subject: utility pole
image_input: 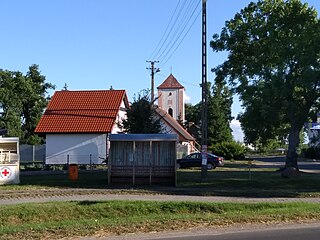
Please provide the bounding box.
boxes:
[201,0,208,181]
[146,60,160,104]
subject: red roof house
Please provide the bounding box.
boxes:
[35,90,129,165]
[35,90,129,134]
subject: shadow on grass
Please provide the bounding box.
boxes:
[19,170,108,189]
[16,169,320,198]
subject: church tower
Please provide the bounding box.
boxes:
[157,74,185,122]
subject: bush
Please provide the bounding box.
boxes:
[211,141,247,160]
[302,146,320,160]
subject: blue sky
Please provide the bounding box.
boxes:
[1,0,320,141]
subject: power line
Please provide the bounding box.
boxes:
[148,0,181,60]
[150,0,187,61]
[159,7,201,68]
[148,0,201,68]
[157,0,197,61]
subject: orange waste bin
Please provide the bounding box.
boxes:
[68,164,78,181]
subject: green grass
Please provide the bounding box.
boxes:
[1,170,108,190]
[177,169,320,197]
[0,161,320,238]
[1,160,320,197]
[1,200,320,239]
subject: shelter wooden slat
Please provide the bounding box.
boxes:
[108,134,177,186]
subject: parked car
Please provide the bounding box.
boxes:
[177,152,224,170]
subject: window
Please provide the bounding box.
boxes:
[168,108,173,117]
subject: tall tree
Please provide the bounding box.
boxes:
[0,65,55,144]
[185,81,233,145]
[121,90,161,134]
[210,0,320,174]
[208,80,233,145]
[185,102,201,142]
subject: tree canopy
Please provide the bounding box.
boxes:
[208,81,233,145]
[185,81,233,146]
[0,65,55,144]
[121,91,161,134]
[210,0,320,172]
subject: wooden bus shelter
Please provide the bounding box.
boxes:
[108,134,177,186]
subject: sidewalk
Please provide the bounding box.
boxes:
[1,192,320,205]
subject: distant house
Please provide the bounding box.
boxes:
[155,106,196,155]
[35,90,129,165]
[307,113,320,147]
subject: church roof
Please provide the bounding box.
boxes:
[155,106,194,142]
[157,74,184,89]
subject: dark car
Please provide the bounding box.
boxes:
[177,152,224,170]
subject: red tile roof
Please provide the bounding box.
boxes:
[35,90,128,134]
[155,106,194,142]
[157,74,184,89]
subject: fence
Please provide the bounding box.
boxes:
[19,144,107,170]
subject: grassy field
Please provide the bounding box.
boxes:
[1,160,320,197]
[1,200,320,239]
[1,160,320,239]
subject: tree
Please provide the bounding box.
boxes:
[185,81,233,145]
[121,90,161,134]
[185,103,201,125]
[208,80,233,145]
[210,0,320,174]
[0,65,55,144]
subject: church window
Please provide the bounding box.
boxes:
[168,108,173,117]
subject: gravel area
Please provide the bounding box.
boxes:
[1,189,320,205]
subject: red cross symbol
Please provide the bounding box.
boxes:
[1,168,11,178]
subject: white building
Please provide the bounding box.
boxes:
[35,90,129,165]
[156,74,197,155]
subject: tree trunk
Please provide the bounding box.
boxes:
[282,122,302,178]
[285,124,301,169]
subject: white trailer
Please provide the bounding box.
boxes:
[0,137,20,185]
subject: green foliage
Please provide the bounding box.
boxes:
[185,103,200,126]
[185,81,233,145]
[211,141,246,160]
[0,65,55,144]
[253,138,286,153]
[210,0,320,167]
[185,103,201,142]
[121,90,161,134]
[208,80,233,145]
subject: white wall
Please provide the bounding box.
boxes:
[158,119,192,154]
[158,88,185,121]
[46,134,107,164]
[112,99,127,133]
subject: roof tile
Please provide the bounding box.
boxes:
[35,90,128,133]
[157,74,184,89]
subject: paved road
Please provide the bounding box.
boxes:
[90,222,320,240]
[249,156,320,173]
